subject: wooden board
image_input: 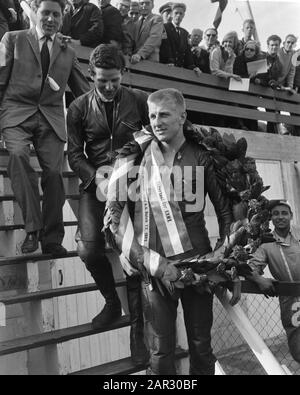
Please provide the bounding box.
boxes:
[0,316,130,356]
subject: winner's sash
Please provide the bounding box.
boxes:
[104,130,193,277]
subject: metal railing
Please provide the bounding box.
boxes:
[211,283,300,375]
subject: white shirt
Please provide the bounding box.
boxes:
[35,26,55,54]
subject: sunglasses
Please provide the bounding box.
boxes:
[245,48,255,52]
[206,34,216,37]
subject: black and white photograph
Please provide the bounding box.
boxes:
[0,0,300,378]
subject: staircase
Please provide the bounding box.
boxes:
[0,146,188,375]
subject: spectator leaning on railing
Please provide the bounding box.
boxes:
[61,0,104,47]
[189,28,210,74]
[247,200,300,364]
[200,27,219,54]
[277,34,297,91]
[210,31,241,81]
[254,34,283,89]
[130,0,164,64]
[159,2,201,75]
[233,40,263,131]
[98,0,123,47]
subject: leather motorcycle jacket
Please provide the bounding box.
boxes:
[67,86,149,190]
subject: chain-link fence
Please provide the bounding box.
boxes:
[212,294,300,375]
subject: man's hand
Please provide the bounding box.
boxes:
[161,262,181,282]
[8,8,17,23]
[231,74,242,82]
[193,67,202,76]
[131,54,142,64]
[249,72,257,79]
[282,86,297,95]
[255,277,277,298]
[72,39,81,46]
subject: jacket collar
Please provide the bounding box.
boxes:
[272,226,300,245]
[26,28,62,70]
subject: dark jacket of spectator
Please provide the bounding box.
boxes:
[233,41,264,79]
[0,0,24,37]
[294,64,300,92]
[160,23,195,69]
[62,1,103,47]
[101,3,123,45]
[0,7,9,40]
[255,52,283,87]
[191,46,210,73]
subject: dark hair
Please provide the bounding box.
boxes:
[32,0,66,12]
[284,34,297,43]
[267,35,282,45]
[88,44,126,76]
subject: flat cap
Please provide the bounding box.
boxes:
[159,2,173,14]
[171,2,187,12]
[268,199,292,212]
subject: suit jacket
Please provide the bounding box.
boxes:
[160,23,195,69]
[0,8,8,40]
[132,13,163,62]
[62,2,103,47]
[0,28,90,141]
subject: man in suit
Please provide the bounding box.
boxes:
[0,0,90,255]
[159,3,201,74]
[130,0,164,64]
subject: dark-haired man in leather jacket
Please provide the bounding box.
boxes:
[67,44,149,365]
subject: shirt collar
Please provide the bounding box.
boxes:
[36,26,56,42]
[94,87,122,104]
[272,228,298,246]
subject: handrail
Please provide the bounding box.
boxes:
[216,289,288,375]
[73,43,300,104]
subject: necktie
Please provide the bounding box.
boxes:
[41,37,51,85]
[138,17,145,35]
[176,27,181,41]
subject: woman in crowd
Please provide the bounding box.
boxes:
[233,40,263,79]
[233,40,263,131]
[210,31,241,80]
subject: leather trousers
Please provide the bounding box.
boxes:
[142,280,216,375]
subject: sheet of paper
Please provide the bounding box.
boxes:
[229,78,250,91]
[247,58,268,75]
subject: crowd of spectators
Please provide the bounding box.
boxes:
[1,0,300,130]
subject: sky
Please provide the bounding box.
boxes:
[110,0,300,51]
